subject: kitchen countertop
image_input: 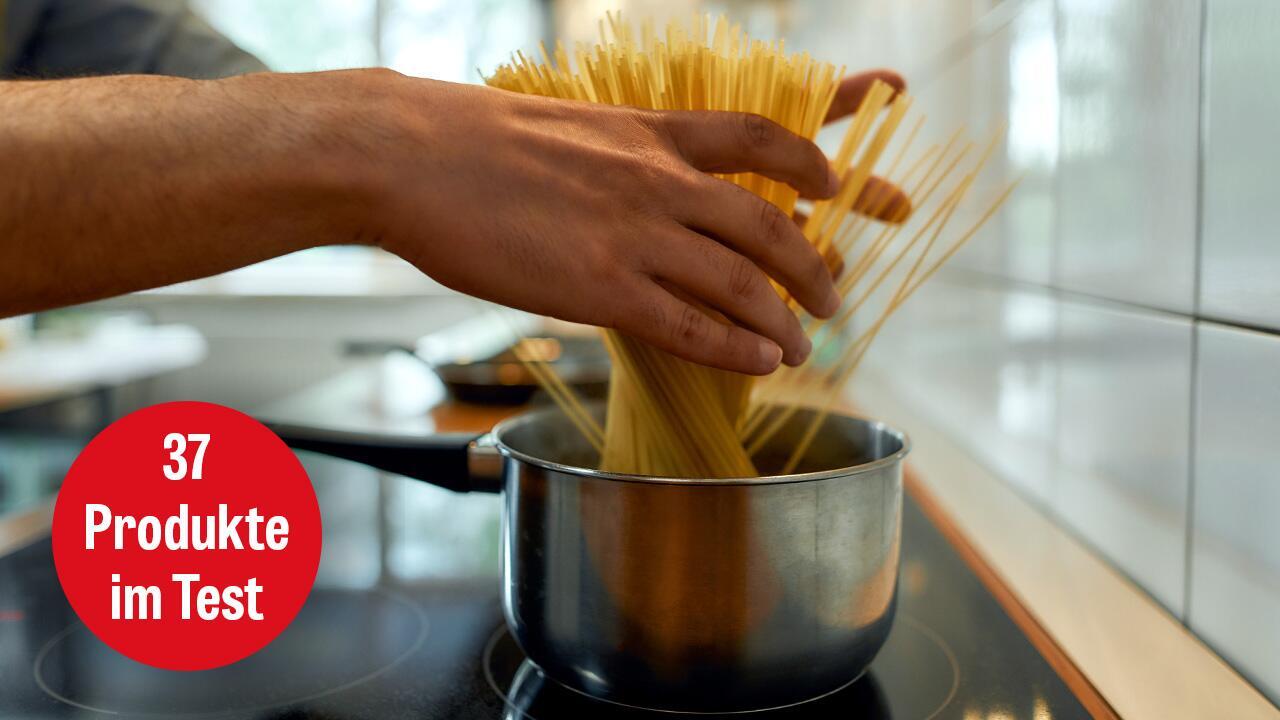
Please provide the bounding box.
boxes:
[0,356,1100,719]
[0,323,206,413]
[1,334,1275,718]
[851,366,1280,720]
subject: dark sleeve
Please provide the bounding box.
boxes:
[2,0,268,79]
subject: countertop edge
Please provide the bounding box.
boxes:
[851,368,1279,720]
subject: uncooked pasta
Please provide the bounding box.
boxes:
[486,13,1014,478]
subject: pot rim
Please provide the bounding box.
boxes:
[489,403,911,486]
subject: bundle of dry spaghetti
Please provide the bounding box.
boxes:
[488,14,1015,478]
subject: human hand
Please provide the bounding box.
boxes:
[360,70,904,375]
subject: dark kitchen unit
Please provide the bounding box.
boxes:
[0,366,1096,719]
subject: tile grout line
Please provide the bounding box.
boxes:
[1184,323,1199,628]
[1049,0,1065,538]
[1182,0,1212,629]
[933,264,1280,339]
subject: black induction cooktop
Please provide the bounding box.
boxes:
[0,457,1091,719]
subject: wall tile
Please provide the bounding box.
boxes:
[1053,301,1192,615]
[863,278,1059,505]
[781,0,984,77]
[1199,0,1280,329]
[1189,323,1280,704]
[1055,0,1200,312]
[946,0,1058,287]
[790,1,1053,289]
[792,0,1277,702]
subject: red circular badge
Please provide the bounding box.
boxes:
[52,401,321,671]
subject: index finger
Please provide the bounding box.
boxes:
[659,111,840,199]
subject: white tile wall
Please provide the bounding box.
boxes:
[991,0,1059,287]
[781,0,1279,703]
[1054,0,1201,313]
[1189,323,1280,704]
[937,0,1058,288]
[864,278,1059,505]
[1053,301,1192,614]
[1199,0,1280,330]
[876,286,1194,614]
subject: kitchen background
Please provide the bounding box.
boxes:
[0,0,1275,709]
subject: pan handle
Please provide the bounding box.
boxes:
[264,422,503,494]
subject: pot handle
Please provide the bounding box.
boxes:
[264,422,503,494]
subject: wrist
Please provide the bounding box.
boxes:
[220,70,399,252]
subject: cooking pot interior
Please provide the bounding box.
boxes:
[496,404,906,479]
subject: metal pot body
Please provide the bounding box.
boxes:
[266,403,906,713]
[492,406,906,713]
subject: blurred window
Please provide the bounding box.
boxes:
[191,0,544,79]
[184,0,545,293]
[190,0,380,71]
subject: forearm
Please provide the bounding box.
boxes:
[0,71,380,316]
[0,62,894,375]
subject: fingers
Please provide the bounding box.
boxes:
[823,245,845,280]
[677,175,841,319]
[793,210,846,278]
[793,175,913,227]
[646,227,812,366]
[852,176,913,223]
[614,282,786,376]
[660,111,839,199]
[824,69,907,124]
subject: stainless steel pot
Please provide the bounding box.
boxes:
[268,403,908,713]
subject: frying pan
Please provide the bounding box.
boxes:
[346,336,609,406]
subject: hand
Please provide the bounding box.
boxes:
[0,68,895,325]
[810,69,913,277]
[360,70,904,375]
[823,69,912,228]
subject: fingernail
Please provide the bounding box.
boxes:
[821,287,842,318]
[793,335,813,365]
[758,339,783,371]
[830,256,846,279]
[782,346,805,367]
[826,166,842,197]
